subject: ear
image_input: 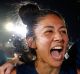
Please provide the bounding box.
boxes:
[26,37,36,49]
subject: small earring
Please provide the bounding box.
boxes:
[32,55,36,61]
[64,52,69,59]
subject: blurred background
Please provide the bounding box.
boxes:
[0,0,80,65]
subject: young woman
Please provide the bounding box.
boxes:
[0,2,73,74]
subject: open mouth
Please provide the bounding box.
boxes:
[50,46,63,60]
[50,48,63,53]
[50,46,63,53]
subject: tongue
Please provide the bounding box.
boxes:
[51,51,60,58]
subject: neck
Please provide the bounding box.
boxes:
[35,60,60,74]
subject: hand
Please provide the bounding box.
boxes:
[0,62,14,74]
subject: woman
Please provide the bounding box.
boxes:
[0,2,70,74]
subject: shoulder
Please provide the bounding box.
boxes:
[16,62,37,74]
[16,62,34,70]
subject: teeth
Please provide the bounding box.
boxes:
[53,46,62,49]
[50,46,63,53]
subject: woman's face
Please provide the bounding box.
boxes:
[34,14,69,68]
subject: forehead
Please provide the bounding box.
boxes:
[36,14,66,28]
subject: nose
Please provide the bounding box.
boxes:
[53,32,63,42]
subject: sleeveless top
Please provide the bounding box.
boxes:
[16,62,38,74]
[16,62,77,74]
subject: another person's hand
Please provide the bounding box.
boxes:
[0,62,14,74]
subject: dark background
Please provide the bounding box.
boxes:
[0,0,80,65]
[0,0,80,43]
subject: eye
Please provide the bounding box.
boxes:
[60,29,67,34]
[46,30,53,33]
[44,30,53,35]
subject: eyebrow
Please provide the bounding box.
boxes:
[60,26,67,29]
[44,26,54,29]
[44,25,66,29]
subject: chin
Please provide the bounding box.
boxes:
[51,61,63,68]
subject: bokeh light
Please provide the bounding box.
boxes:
[5,21,28,38]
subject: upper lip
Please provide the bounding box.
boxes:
[52,44,63,49]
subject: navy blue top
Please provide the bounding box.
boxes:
[16,61,77,74]
[16,62,38,74]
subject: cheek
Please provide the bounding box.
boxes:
[64,36,69,44]
[36,36,51,48]
[35,37,50,58]
[35,36,52,57]
[63,36,69,49]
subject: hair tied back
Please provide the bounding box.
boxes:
[19,3,40,25]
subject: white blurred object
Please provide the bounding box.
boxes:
[5,20,28,38]
[65,53,69,59]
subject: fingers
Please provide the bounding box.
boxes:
[0,66,5,74]
[0,62,14,74]
[5,67,13,74]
